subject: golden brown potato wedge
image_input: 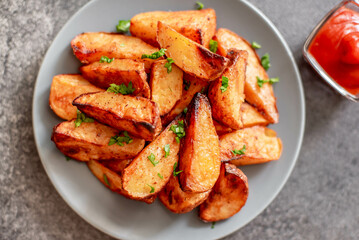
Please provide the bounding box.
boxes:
[241,102,270,127]
[199,163,248,222]
[157,22,229,81]
[130,9,216,48]
[213,119,233,136]
[122,117,183,200]
[150,60,183,116]
[49,74,104,120]
[99,159,132,174]
[87,160,155,204]
[51,120,145,161]
[80,59,150,98]
[214,28,279,123]
[220,126,282,166]
[72,91,162,141]
[158,175,211,214]
[208,49,248,129]
[179,93,220,193]
[161,74,209,126]
[71,32,160,71]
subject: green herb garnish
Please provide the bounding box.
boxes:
[164,58,175,73]
[209,40,218,53]
[211,222,216,229]
[148,153,159,166]
[108,131,133,146]
[220,76,229,93]
[196,1,204,10]
[103,174,111,187]
[201,87,205,94]
[256,76,279,88]
[184,80,191,91]
[251,41,261,49]
[170,120,186,143]
[116,20,130,33]
[231,145,246,155]
[74,110,94,128]
[147,184,155,193]
[164,144,170,158]
[99,56,114,63]
[157,173,164,179]
[173,162,183,177]
[183,107,188,114]
[65,156,71,161]
[107,82,135,95]
[141,48,166,59]
[261,53,271,70]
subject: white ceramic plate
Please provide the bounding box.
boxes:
[32,0,305,239]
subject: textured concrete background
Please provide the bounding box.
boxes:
[1,0,359,239]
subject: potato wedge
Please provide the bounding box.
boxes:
[161,74,209,126]
[80,59,150,98]
[158,175,211,214]
[179,93,220,193]
[51,120,145,161]
[72,91,162,141]
[241,102,270,127]
[122,117,182,200]
[71,32,160,71]
[49,74,104,120]
[150,60,183,116]
[99,159,132,174]
[220,126,282,166]
[130,9,216,48]
[87,160,155,204]
[208,49,248,129]
[157,22,229,80]
[214,28,279,123]
[213,119,232,136]
[199,163,248,222]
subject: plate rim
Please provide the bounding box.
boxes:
[32,0,306,239]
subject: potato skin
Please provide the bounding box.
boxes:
[199,163,248,222]
[157,22,229,81]
[219,126,282,166]
[150,60,183,115]
[51,120,145,161]
[158,175,211,214]
[99,159,132,174]
[214,28,278,123]
[179,93,220,193]
[122,117,183,200]
[49,74,103,120]
[208,49,248,129]
[87,160,155,204]
[130,9,216,48]
[80,59,150,98]
[72,91,162,141]
[71,32,160,72]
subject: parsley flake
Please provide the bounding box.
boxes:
[103,174,111,187]
[157,173,164,179]
[116,20,130,33]
[170,120,186,143]
[141,48,166,59]
[147,184,155,193]
[74,110,94,128]
[231,145,246,155]
[261,53,271,70]
[173,162,183,177]
[196,1,204,10]
[256,76,279,88]
[183,107,188,114]
[184,79,191,91]
[107,82,135,95]
[108,131,133,146]
[65,156,71,161]
[220,76,229,93]
[164,144,170,158]
[99,56,114,63]
[251,41,261,49]
[209,40,218,53]
[148,153,159,166]
[164,58,175,73]
[211,222,216,229]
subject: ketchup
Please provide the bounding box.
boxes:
[309,6,359,95]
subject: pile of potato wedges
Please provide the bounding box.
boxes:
[50,8,282,223]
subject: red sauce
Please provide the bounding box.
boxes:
[309,6,359,95]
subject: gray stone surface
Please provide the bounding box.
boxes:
[1,0,358,239]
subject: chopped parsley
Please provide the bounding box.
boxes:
[74,110,94,128]
[196,1,204,10]
[116,20,130,33]
[65,156,72,161]
[209,40,218,53]
[211,222,216,229]
[99,56,114,63]
[108,131,133,146]
[251,41,261,49]
[261,53,271,70]
[141,48,166,59]
[157,173,164,179]
[148,153,159,166]
[173,162,183,177]
[164,58,175,73]
[170,120,186,143]
[184,79,191,91]
[183,107,188,114]
[201,87,205,94]
[231,145,246,155]
[103,174,111,187]
[256,76,279,88]
[147,184,155,193]
[220,76,229,93]
[164,144,170,158]
[107,82,135,95]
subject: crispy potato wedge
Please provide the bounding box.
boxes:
[99,159,132,174]
[213,119,233,136]
[208,49,248,129]
[122,117,182,200]
[71,32,160,71]
[157,22,229,81]
[73,91,162,141]
[130,9,216,48]
[199,163,248,222]
[51,120,145,161]
[161,74,209,126]
[179,93,220,193]
[214,28,279,123]
[220,126,282,165]
[49,74,104,120]
[87,160,155,204]
[150,60,183,116]
[80,59,150,98]
[158,175,211,214]
[241,102,270,127]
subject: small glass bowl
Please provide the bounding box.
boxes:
[303,0,359,102]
